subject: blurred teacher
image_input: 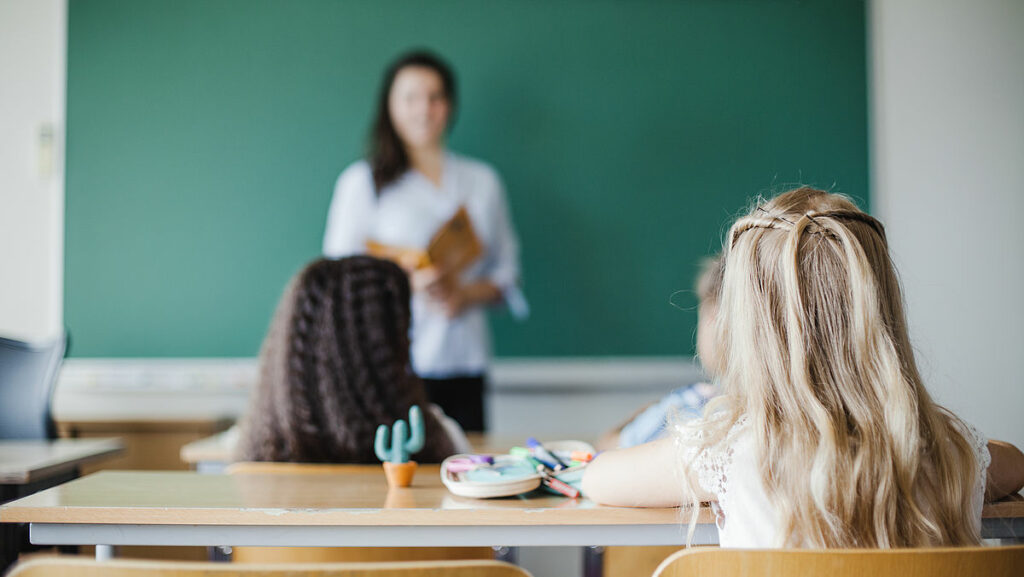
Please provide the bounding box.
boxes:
[323,50,525,432]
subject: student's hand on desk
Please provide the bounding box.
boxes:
[582,438,710,508]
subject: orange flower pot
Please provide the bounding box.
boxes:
[382,461,418,488]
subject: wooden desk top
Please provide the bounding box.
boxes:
[0,438,124,485]
[0,468,694,526]
[59,417,233,435]
[180,431,525,465]
[3,468,1021,530]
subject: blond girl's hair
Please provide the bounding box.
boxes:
[682,187,980,547]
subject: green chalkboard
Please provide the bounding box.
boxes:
[66,0,868,358]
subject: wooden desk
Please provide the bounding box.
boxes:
[55,417,235,562]
[0,439,123,487]
[180,431,524,473]
[59,417,233,475]
[178,429,237,473]
[1,469,1021,558]
[0,438,124,571]
[0,467,707,560]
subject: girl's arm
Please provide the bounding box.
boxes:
[986,439,1024,501]
[581,438,715,507]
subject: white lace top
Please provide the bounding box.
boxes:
[675,417,991,547]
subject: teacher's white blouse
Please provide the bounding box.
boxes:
[322,152,525,377]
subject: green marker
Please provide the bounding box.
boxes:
[510,446,549,471]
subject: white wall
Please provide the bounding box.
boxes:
[0,0,66,343]
[870,0,1024,446]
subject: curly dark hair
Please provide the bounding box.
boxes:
[236,256,458,463]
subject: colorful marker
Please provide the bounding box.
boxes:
[570,451,593,463]
[527,437,569,470]
[535,465,580,498]
[509,446,531,459]
[510,446,549,471]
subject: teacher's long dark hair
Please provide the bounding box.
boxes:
[368,50,457,192]
[237,257,457,463]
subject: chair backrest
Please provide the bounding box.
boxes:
[0,332,66,440]
[653,546,1024,577]
[6,557,532,577]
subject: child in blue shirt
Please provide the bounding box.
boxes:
[598,255,724,450]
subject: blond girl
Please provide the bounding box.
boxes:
[582,188,1024,548]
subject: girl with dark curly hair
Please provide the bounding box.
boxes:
[236,256,468,463]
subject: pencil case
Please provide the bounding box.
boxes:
[440,439,595,499]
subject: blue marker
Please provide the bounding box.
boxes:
[526,437,569,470]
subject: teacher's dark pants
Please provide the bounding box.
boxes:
[422,375,487,432]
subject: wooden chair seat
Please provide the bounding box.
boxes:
[6,556,532,576]
[602,546,685,577]
[653,545,1024,577]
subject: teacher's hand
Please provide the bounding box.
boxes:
[409,266,447,294]
[410,267,502,318]
[438,280,503,319]
[437,286,470,318]
[409,266,463,317]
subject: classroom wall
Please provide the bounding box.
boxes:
[869,0,1024,446]
[0,0,65,343]
[64,0,869,358]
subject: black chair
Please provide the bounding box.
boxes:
[0,332,69,571]
[0,332,67,440]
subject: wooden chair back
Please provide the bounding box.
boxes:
[6,557,531,577]
[653,546,1024,577]
[602,546,685,577]
[225,462,492,564]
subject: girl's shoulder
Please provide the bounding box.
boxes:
[335,159,374,191]
[673,413,749,445]
[673,414,750,498]
[950,417,991,478]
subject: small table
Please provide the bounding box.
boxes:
[0,467,708,562]
[0,438,124,570]
[178,429,237,473]
[0,438,124,500]
[3,468,1023,556]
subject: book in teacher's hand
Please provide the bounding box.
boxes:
[366,206,482,274]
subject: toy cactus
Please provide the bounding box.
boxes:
[375,405,425,487]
